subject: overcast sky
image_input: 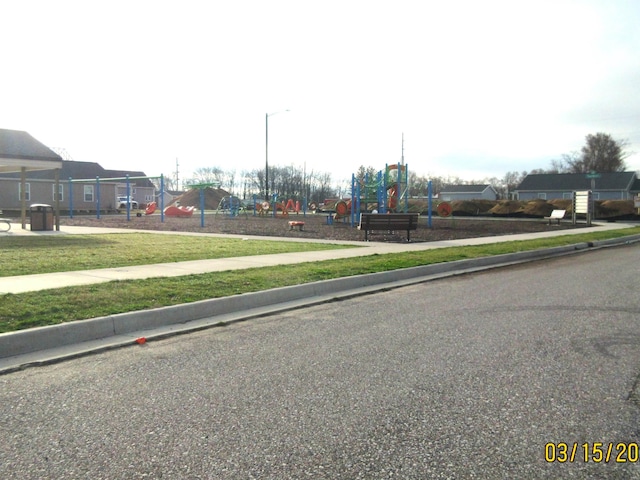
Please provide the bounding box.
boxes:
[3,0,639,188]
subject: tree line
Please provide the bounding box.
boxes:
[163,133,631,202]
[170,165,339,205]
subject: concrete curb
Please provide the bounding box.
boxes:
[1,234,639,368]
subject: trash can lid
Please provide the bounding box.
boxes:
[29,203,53,209]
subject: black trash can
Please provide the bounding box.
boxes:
[30,204,54,231]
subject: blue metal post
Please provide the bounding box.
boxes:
[398,164,409,213]
[160,174,165,223]
[357,174,361,223]
[380,168,385,213]
[253,194,257,216]
[356,179,362,226]
[350,174,355,227]
[405,163,410,213]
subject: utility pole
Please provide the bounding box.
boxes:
[265,113,269,201]
[174,158,180,191]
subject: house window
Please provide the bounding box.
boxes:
[537,193,547,200]
[593,192,600,200]
[84,185,94,202]
[18,183,30,202]
[52,184,64,202]
[563,192,572,199]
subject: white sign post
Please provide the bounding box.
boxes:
[573,190,592,226]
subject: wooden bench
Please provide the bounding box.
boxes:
[545,209,566,225]
[358,213,419,241]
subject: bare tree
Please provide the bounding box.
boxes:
[502,171,527,199]
[220,169,237,195]
[567,133,629,173]
[152,175,177,192]
[185,167,224,186]
[408,172,431,197]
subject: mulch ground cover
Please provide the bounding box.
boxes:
[60,213,590,243]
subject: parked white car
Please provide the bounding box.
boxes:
[117,196,139,210]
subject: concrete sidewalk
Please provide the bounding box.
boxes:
[1,221,636,294]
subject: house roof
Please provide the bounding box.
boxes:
[104,169,156,188]
[440,184,493,193]
[631,177,640,193]
[0,128,63,173]
[516,172,637,192]
[1,160,154,187]
[1,160,105,180]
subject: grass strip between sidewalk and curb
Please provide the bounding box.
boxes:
[1,226,639,334]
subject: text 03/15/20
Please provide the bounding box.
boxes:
[545,442,639,463]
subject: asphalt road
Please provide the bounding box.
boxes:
[2,244,640,479]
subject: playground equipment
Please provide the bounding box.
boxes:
[68,173,166,223]
[337,163,410,226]
[288,220,305,230]
[252,194,305,217]
[275,199,300,216]
[164,205,195,217]
[283,199,301,214]
[334,200,350,220]
[354,164,408,214]
[216,196,243,216]
[256,201,270,215]
[330,164,434,229]
[437,201,452,217]
[145,202,157,215]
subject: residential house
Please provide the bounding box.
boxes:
[515,172,638,201]
[0,128,63,227]
[439,184,498,202]
[160,189,185,207]
[632,177,640,197]
[0,160,156,213]
[101,168,157,207]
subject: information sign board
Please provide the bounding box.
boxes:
[572,190,593,226]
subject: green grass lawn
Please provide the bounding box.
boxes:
[0,233,356,277]
[1,226,639,333]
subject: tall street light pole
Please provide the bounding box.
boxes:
[265,110,289,202]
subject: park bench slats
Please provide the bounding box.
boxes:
[358,213,419,241]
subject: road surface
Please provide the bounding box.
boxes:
[2,244,640,479]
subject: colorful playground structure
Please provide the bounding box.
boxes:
[255,197,302,216]
[331,163,410,225]
[215,196,244,216]
[164,204,195,217]
[144,200,196,218]
[64,166,433,230]
[145,202,157,215]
